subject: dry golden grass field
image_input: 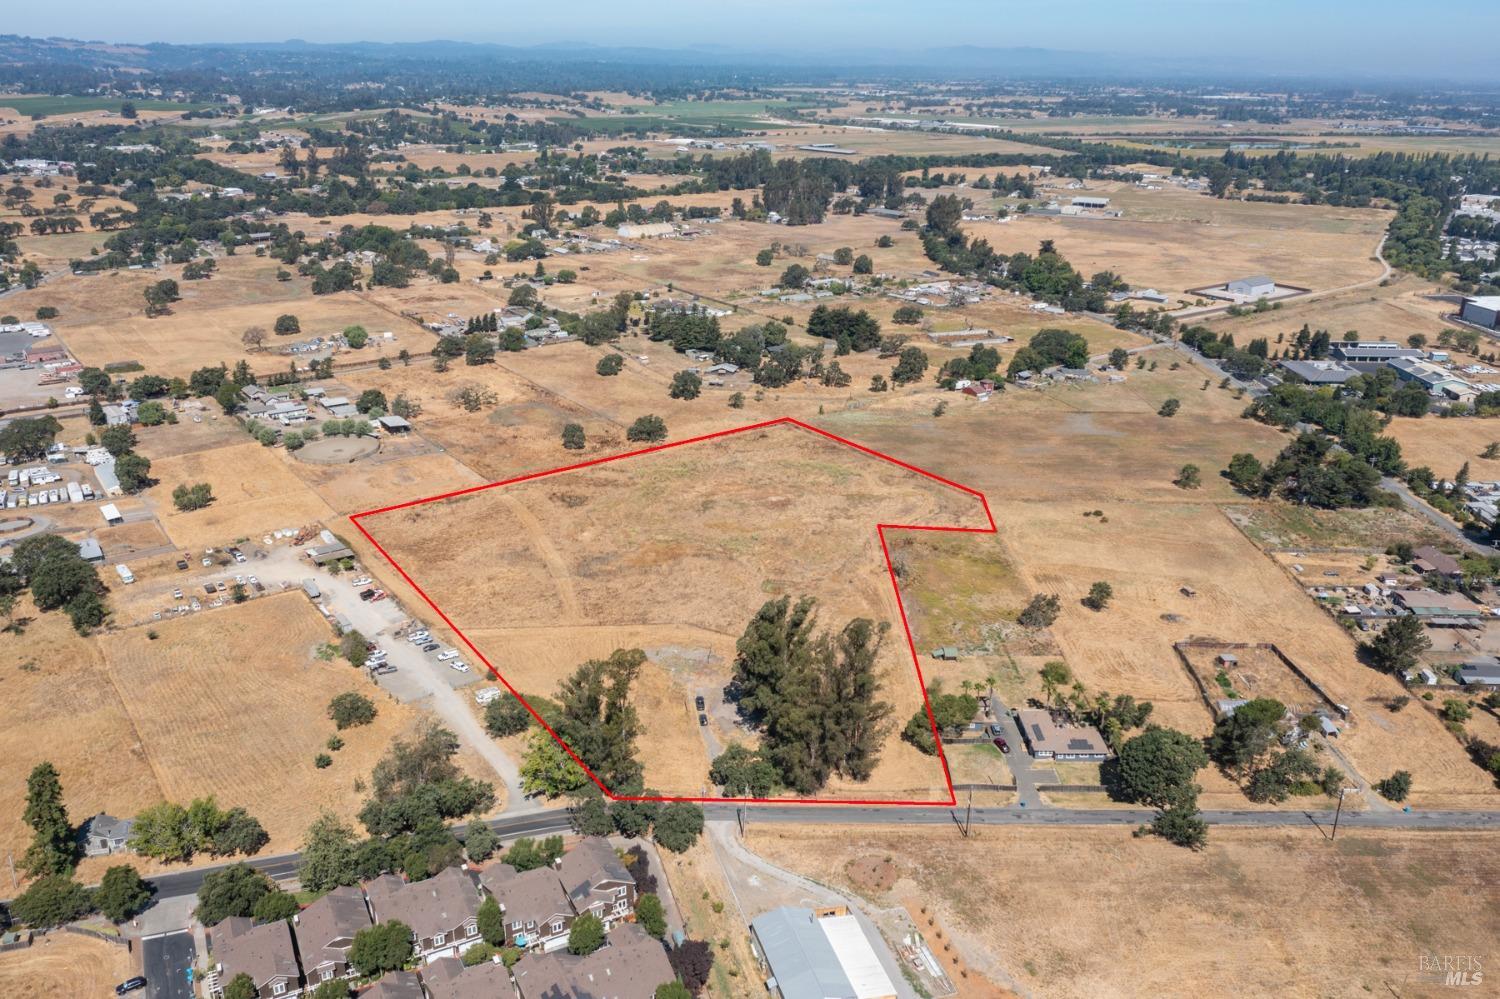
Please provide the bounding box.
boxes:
[0,932,134,998]
[1199,272,1454,343]
[747,824,1500,999]
[1386,415,1500,482]
[146,441,337,549]
[358,421,989,800]
[810,365,1499,809]
[93,593,432,856]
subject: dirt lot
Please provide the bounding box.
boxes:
[357,420,990,800]
[747,824,1500,999]
[0,932,134,998]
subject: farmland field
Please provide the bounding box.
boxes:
[0,932,133,998]
[356,419,991,801]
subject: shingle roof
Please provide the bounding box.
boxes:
[481,866,572,930]
[425,956,518,999]
[365,867,480,940]
[293,885,369,970]
[557,838,631,907]
[512,923,672,999]
[363,969,426,999]
[212,916,300,990]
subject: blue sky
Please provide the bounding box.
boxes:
[13,1,1500,79]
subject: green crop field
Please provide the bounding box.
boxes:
[0,94,216,117]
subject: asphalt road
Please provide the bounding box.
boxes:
[141,931,196,999]
[144,809,574,901]
[134,801,1500,904]
[1380,476,1496,555]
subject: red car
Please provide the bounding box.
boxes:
[993,737,1010,753]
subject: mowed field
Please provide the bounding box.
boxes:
[747,824,1500,999]
[357,421,990,800]
[0,594,430,875]
[811,360,1500,809]
[0,932,134,999]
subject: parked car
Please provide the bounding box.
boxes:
[993,738,1010,753]
[371,591,387,601]
[407,631,431,643]
[351,576,373,587]
[698,713,708,727]
[986,724,1005,737]
[449,661,470,672]
[115,978,148,996]
[422,642,440,653]
[201,557,212,567]
[247,576,259,587]
[695,695,706,711]
[359,588,376,601]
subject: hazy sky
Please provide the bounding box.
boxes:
[12,1,1500,78]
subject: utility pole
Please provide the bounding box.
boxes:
[1331,787,1356,840]
[6,851,14,891]
[964,788,973,838]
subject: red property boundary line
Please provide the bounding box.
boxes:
[349,416,996,808]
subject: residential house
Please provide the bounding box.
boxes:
[361,971,425,999]
[209,917,303,999]
[422,955,518,999]
[1014,709,1112,761]
[1457,657,1500,686]
[480,865,575,953]
[80,813,133,856]
[1392,589,1484,623]
[511,923,674,999]
[557,838,636,930]
[364,867,483,963]
[1411,546,1463,578]
[292,886,370,988]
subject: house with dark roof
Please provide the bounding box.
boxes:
[1014,709,1112,761]
[511,923,674,999]
[364,867,483,963]
[361,970,426,999]
[80,813,134,856]
[291,885,369,987]
[1458,657,1500,686]
[479,865,575,953]
[1412,546,1463,578]
[557,839,636,931]
[209,916,303,999]
[423,954,519,999]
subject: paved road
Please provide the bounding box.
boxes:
[1380,477,1496,556]
[720,803,1500,830]
[143,810,574,903]
[140,931,196,999]
[127,800,1499,906]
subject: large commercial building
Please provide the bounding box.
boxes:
[751,907,897,999]
[1460,295,1500,331]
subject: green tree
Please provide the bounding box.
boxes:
[195,862,273,925]
[890,347,929,385]
[298,812,360,894]
[653,802,705,853]
[1225,453,1265,495]
[636,893,667,937]
[465,819,499,863]
[95,865,152,922]
[755,248,774,267]
[627,415,668,443]
[484,695,534,737]
[1082,581,1113,611]
[171,482,214,512]
[1116,727,1208,807]
[222,974,257,999]
[1158,398,1181,417]
[9,874,92,929]
[1175,464,1201,490]
[596,354,624,376]
[252,888,300,923]
[1147,786,1208,850]
[21,762,75,877]
[1109,347,1130,369]
[115,453,153,494]
[477,894,506,945]
[329,692,377,729]
[568,913,606,955]
[520,729,588,798]
[350,921,415,976]
[562,423,586,450]
[669,371,702,400]
[1208,698,1287,778]
[1017,593,1061,629]
[1375,770,1412,802]
[1361,616,1431,675]
[274,314,301,335]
